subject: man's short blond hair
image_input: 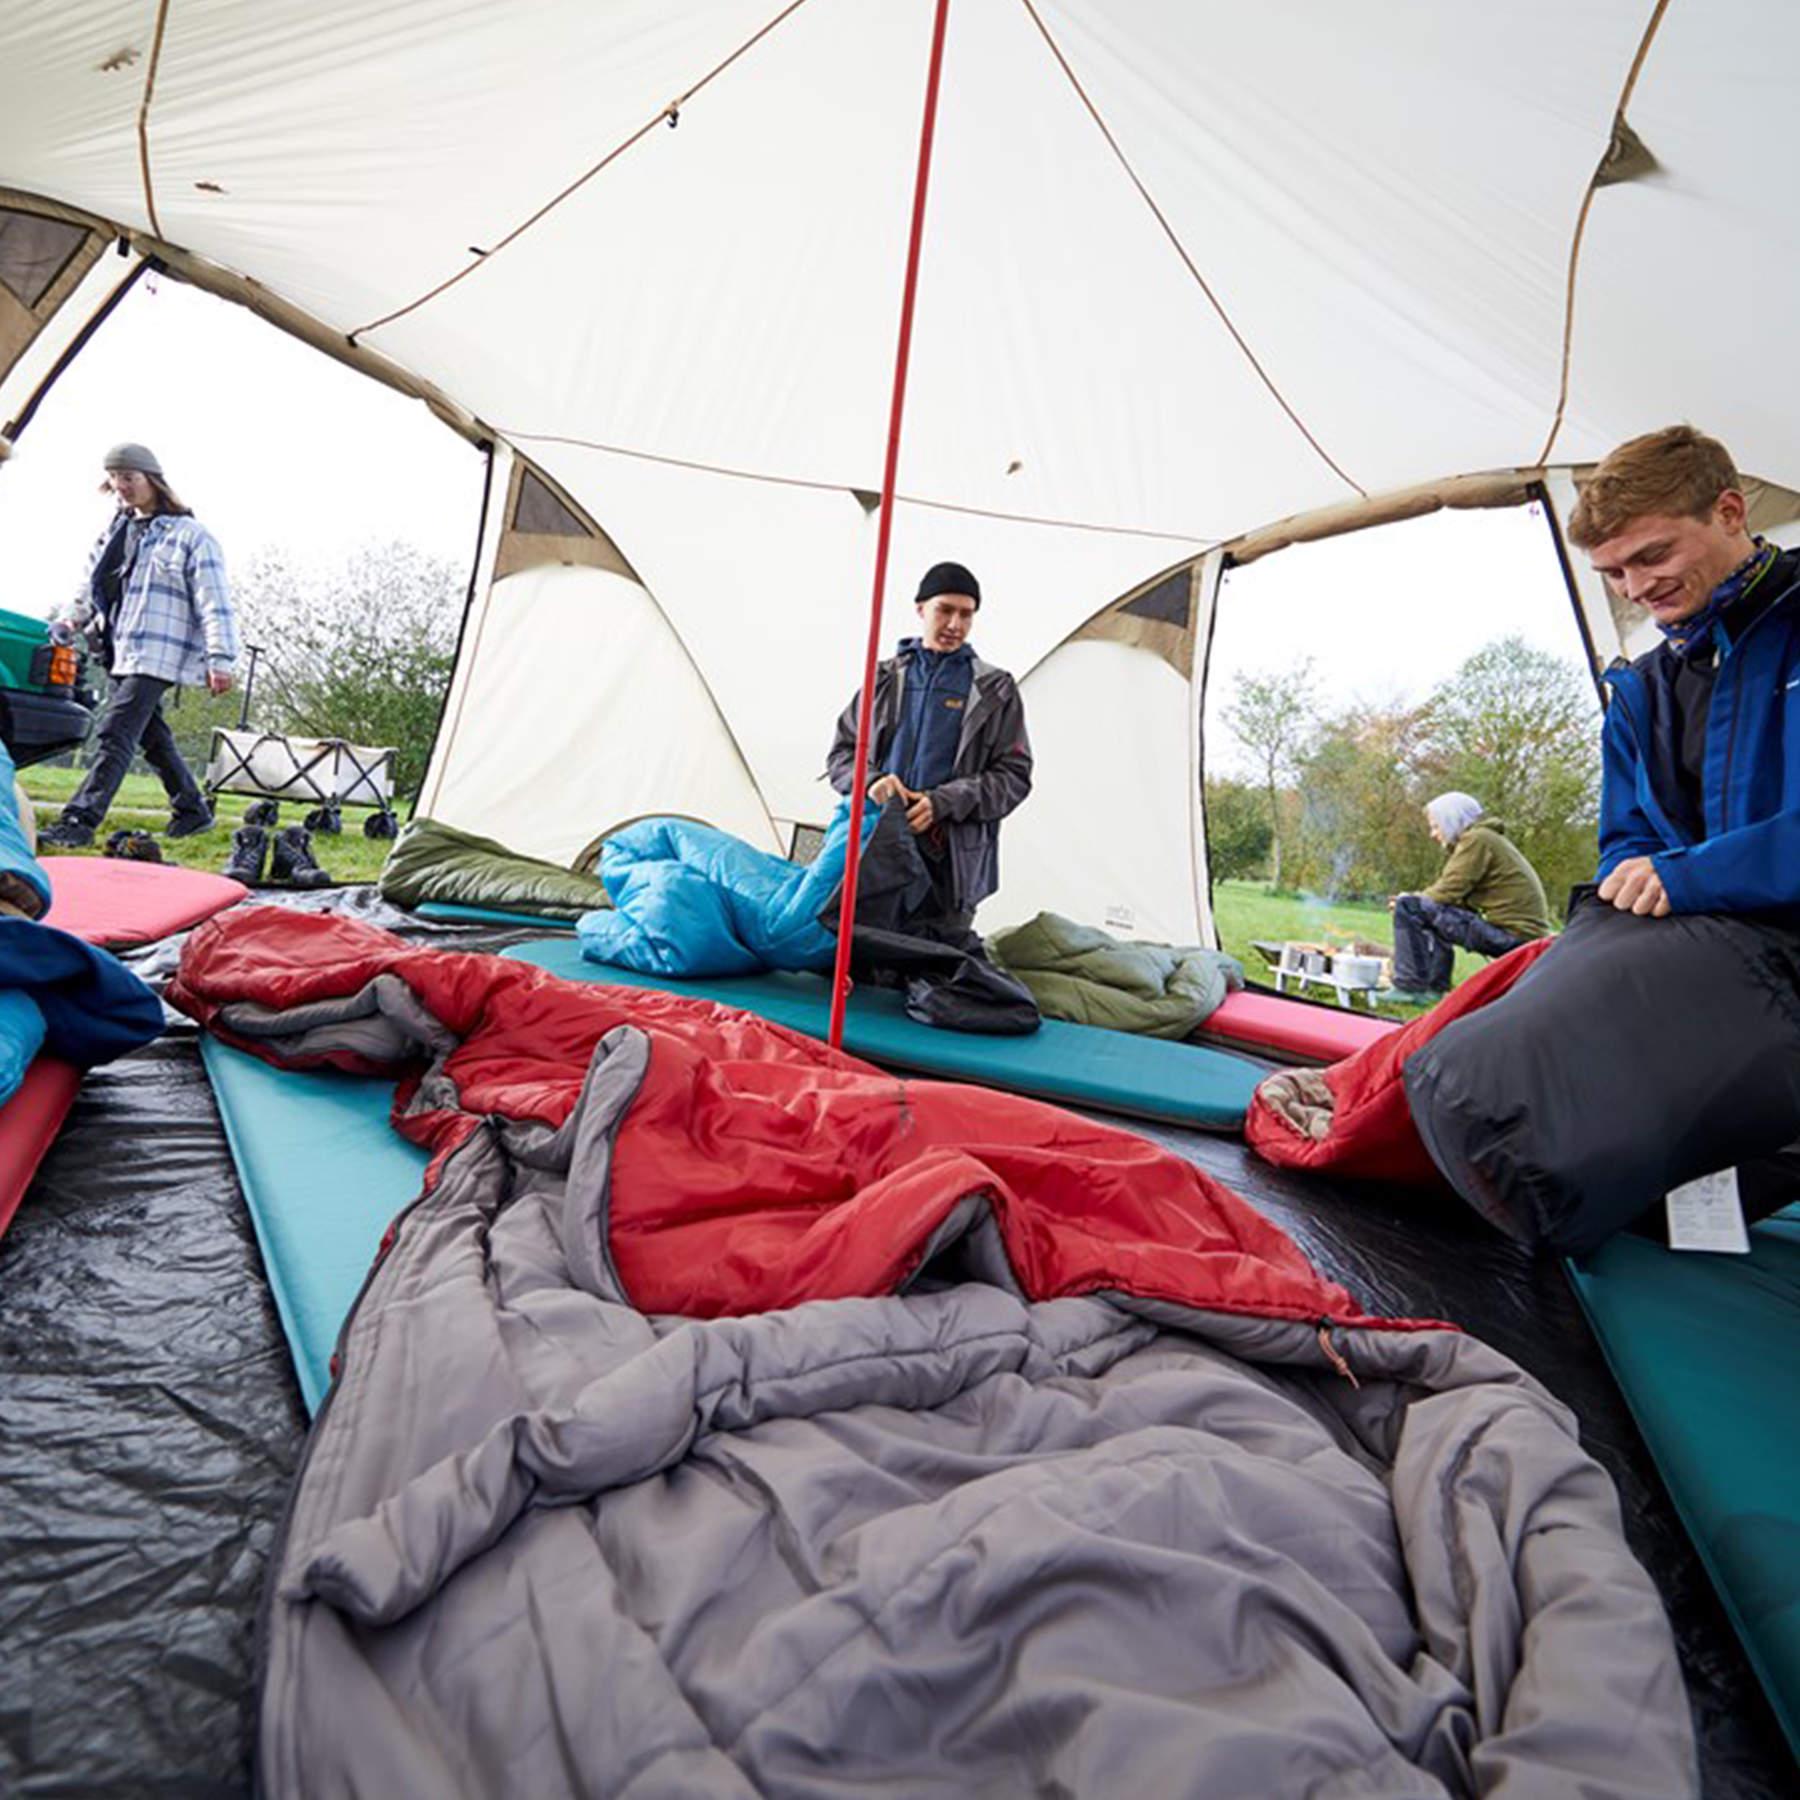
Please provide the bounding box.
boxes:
[1566,425,1741,549]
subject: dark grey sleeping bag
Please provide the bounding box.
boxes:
[1404,892,1800,1253]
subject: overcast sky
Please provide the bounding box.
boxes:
[1205,502,1601,778]
[0,276,1597,772]
[0,274,483,611]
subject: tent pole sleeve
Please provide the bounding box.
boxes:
[828,0,952,1050]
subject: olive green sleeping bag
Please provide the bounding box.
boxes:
[377,817,612,919]
[987,912,1243,1039]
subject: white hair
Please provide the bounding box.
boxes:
[1426,791,1484,845]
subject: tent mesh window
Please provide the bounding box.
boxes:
[1120,568,1193,629]
[514,468,592,538]
[0,209,87,310]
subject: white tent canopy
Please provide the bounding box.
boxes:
[3,0,1796,943]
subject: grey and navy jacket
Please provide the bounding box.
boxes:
[70,509,238,686]
[827,648,1032,917]
[1599,545,1800,915]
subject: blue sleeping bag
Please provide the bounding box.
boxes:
[0,740,162,1104]
[577,798,876,977]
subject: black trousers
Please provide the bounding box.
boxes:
[64,674,209,829]
[1390,892,1527,990]
[1404,893,1800,1253]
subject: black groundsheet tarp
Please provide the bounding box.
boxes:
[0,893,1791,1797]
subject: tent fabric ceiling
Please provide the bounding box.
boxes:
[2,1,1793,925]
[3,1,1790,540]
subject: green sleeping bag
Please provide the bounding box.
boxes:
[987,911,1243,1039]
[378,816,611,919]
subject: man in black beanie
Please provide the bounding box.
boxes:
[827,560,1032,932]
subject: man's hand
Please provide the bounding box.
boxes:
[869,773,910,806]
[206,669,235,697]
[1597,855,1671,917]
[906,791,936,834]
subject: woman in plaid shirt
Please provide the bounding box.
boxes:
[40,443,238,849]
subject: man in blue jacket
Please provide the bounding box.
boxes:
[827,561,1032,934]
[1580,429,1800,921]
[1401,425,1800,1253]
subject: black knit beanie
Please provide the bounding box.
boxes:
[915,560,980,608]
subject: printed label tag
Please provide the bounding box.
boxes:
[1664,1168,1751,1254]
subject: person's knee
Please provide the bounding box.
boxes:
[1394,893,1427,923]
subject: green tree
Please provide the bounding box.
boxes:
[236,542,463,798]
[1203,777,1273,882]
[1413,636,1602,914]
[1223,662,1316,892]
[1292,703,1439,900]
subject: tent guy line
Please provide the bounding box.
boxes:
[347,0,818,345]
[496,427,1217,546]
[1535,0,1673,466]
[135,0,173,240]
[1017,0,1364,499]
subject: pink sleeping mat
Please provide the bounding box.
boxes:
[40,856,247,948]
[1200,988,1399,1064]
[0,1057,82,1239]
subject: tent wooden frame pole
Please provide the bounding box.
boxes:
[828,0,952,1049]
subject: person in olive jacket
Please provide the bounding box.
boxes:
[1380,793,1552,1003]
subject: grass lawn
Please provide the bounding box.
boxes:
[19,764,398,886]
[1211,878,1486,1020]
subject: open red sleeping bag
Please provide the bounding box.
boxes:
[1245,938,1555,1182]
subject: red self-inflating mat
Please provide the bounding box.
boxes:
[40,856,247,948]
[0,1056,82,1238]
[1199,989,1397,1064]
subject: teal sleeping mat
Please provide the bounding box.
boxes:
[1567,1208,1800,1762]
[502,937,1263,1131]
[200,1035,430,1415]
[414,900,580,930]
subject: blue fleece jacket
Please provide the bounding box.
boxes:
[886,639,973,794]
[1598,548,1800,914]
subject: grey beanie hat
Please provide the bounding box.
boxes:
[103,441,164,478]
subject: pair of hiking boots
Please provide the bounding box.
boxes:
[223,822,333,890]
[39,807,212,850]
[103,828,165,863]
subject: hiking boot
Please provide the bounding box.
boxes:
[223,824,269,886]
[303,803,342,834]
[243,798,280,828]
[103,828,164,863]
[165,806,215,839]
[363,808,399,840]
[270,824,333,889]
[38,818,94,850]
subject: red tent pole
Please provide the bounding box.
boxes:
[828,0,952,1050]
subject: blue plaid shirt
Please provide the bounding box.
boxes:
[70,510,238,686]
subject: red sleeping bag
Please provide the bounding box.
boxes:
[1244,938,1555,1184]
[171,906,1451,1333]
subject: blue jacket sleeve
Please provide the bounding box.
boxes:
[1596,701,1669,881]
[1655,809,1800,912]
